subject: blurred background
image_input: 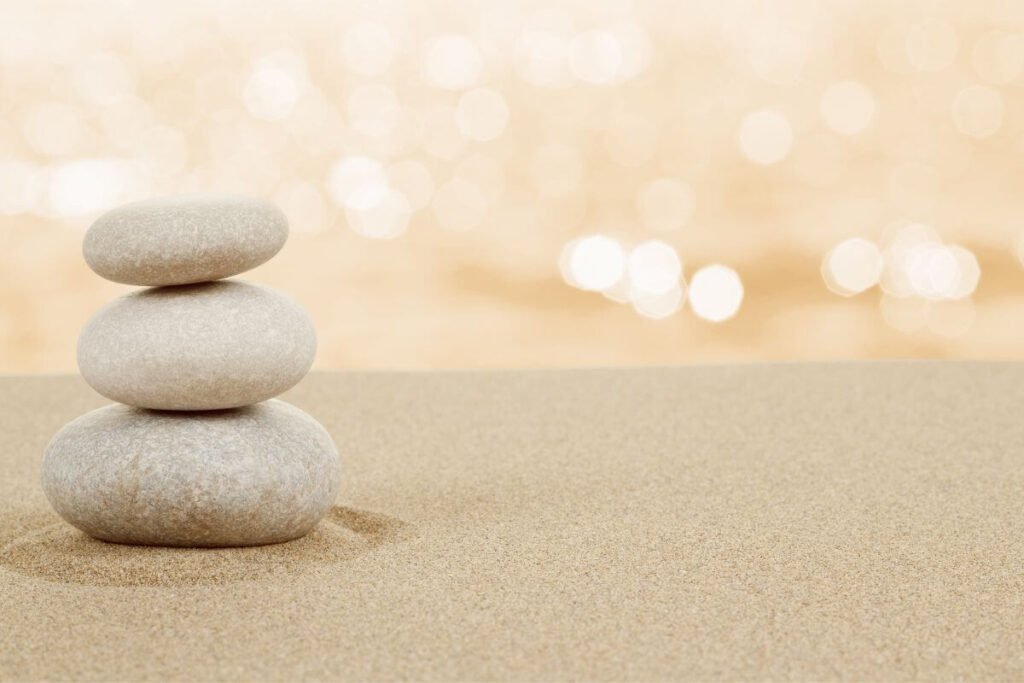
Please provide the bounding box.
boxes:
[2,0,1024,373]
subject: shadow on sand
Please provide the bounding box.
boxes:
[0,506,412,587]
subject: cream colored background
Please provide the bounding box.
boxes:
[2,0,1024,372]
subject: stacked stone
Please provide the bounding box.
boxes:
[42,195,341,547]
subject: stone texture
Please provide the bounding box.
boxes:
[78,280,316,410]
[41,400,342,547]
[83,194,288,286]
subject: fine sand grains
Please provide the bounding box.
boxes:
[2,364,1024,680]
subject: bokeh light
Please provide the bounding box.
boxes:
[823,238,883,296]
[1,1,1024,372]
[689,266,744,323]
[565,236,626,292]
[569,30,622,85]
[327,156,388,211]
[737,109,793,165]
[628,240,682,296]
[345,188,411,240]
[631,284,685,320]
[514,11,574,88]
[971,31,1024,85]
[48,159,147,218]
[951,85,1005,139]
[423,34,482,90]
[455,88,511,142]
[820,81,876,136]
[243,51,305,122]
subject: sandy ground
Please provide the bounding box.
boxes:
[1,364,1023,680]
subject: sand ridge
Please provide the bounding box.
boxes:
[0,506,409,587]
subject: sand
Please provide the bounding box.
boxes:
[1,363,1023,681]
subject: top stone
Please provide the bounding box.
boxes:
[83,194,288,286]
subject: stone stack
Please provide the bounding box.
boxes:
[42,195,341,547]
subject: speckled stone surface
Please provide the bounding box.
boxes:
[41,399,341,547]
[83,194,288,286]
[78,280,316,410]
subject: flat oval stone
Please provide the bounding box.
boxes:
[84,194,288,286]
[78,280,316,410]
[41,400,342,547]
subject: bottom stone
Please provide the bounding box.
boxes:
[41,400,341,547]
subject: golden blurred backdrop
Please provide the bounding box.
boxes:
[3,0,1024,372]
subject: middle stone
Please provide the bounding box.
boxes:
[78,280,317,410]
